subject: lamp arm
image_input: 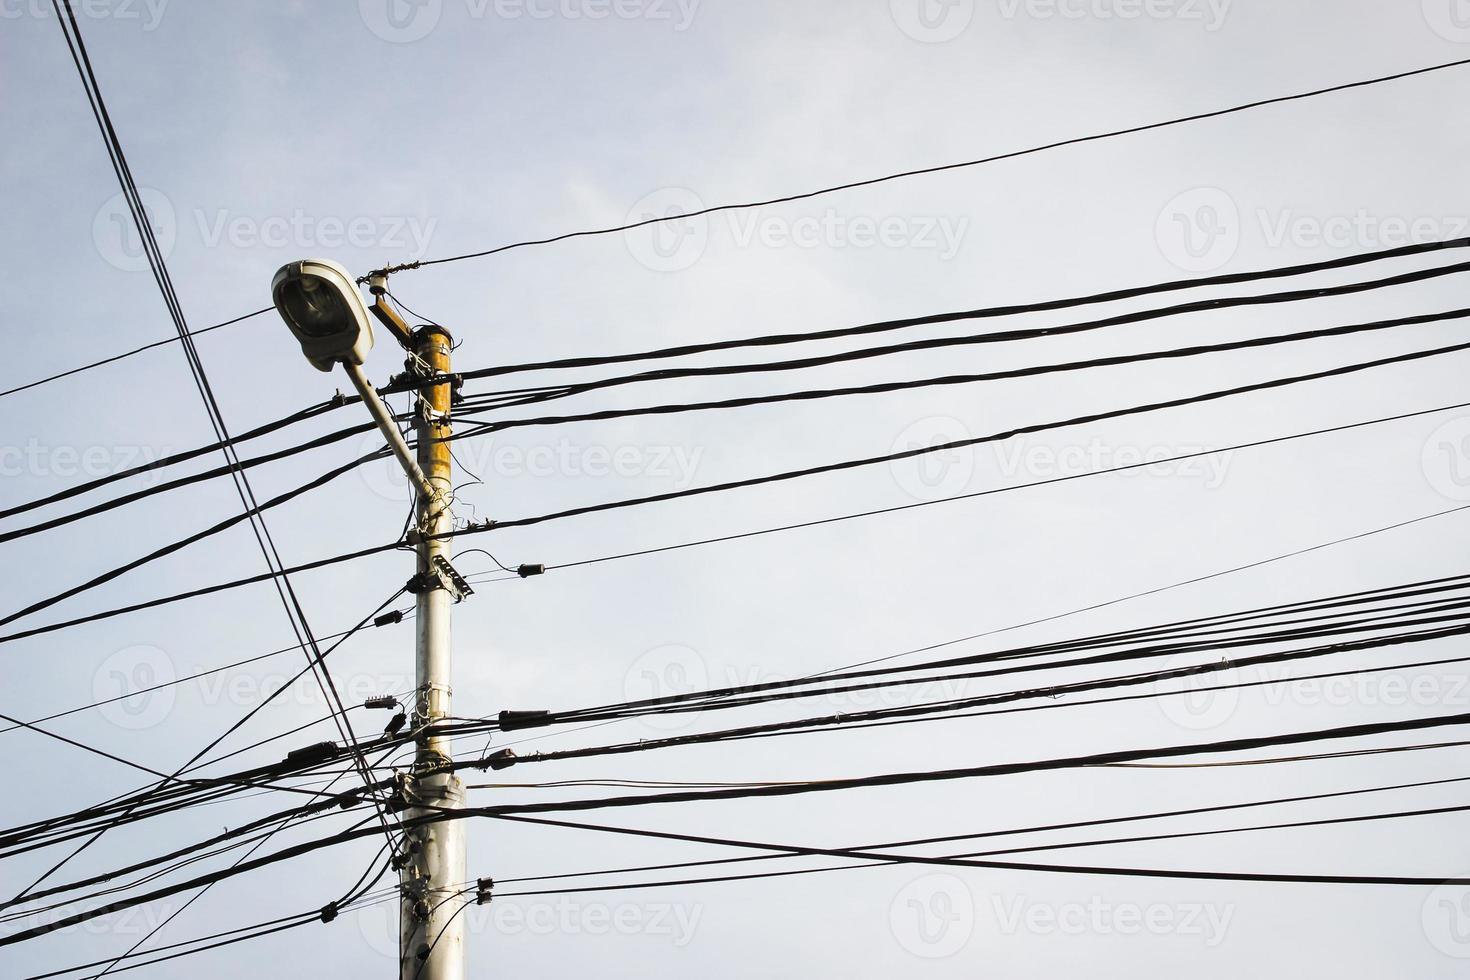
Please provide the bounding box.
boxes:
[340,361,436,504]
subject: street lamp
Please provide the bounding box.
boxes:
[270,258,470,980]
[270,258,431,500]
[271,258,375,371]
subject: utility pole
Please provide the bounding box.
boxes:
[269,260,473,979]
[399,322,468,980]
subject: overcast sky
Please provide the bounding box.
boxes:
[6,0,1470,976]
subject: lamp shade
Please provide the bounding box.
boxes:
[271,259,374,371]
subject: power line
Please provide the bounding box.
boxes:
[6,376,1467,649]
[551,571,1470,723]
[0,397,355,525]
[0,611,410,737]
[486,773,1470,886]
[0,585,402,910]
[0,308,270,402]
[15,304,1468,625]
[0,450,385,630]
[459,255,1470,388]
[15,707,1470,946]
[375,58,1470,274]
[486,803,1470,897]
[11,242,1465,542]
[465,339,1470,535]
[502,620,1470,765]
[455,312,1470,440]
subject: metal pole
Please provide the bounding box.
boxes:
[400,324,466,980]
[340,361,434,500]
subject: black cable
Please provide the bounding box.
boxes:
[11,244,1467,545]
[454,309,1470,441]
[513,403,1470,577]
[383,58,1470,273]
[404,897,475,980]
[487,774,1470,886]
[504,615,1470,766]
[13,292,1463,566]
[459,257,1470,389]
[14,259,1459,546]
[0,419,378,546]
[485,799,1470,893]
[0,399,355,524]
[52,3,395,879]
[488,806,1470,896]
[82,762,389,979]
[12,708,1470,947]
[551,572,1470,723]
[19,912,322,980]
[0,613,410,737]
[1,586,403,910]
[5,364,1466,650]
[0,308,269,402]
[464,338,1470,537]
[0,450,386,630]
[20,602,1470,922]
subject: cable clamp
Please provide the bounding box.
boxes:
[481,749,518,771]
[476,878,495,905]
[405,558,473,601]
[319,903,338,924]
[498,709,550,731]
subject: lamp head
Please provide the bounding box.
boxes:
[271,259,374,372]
